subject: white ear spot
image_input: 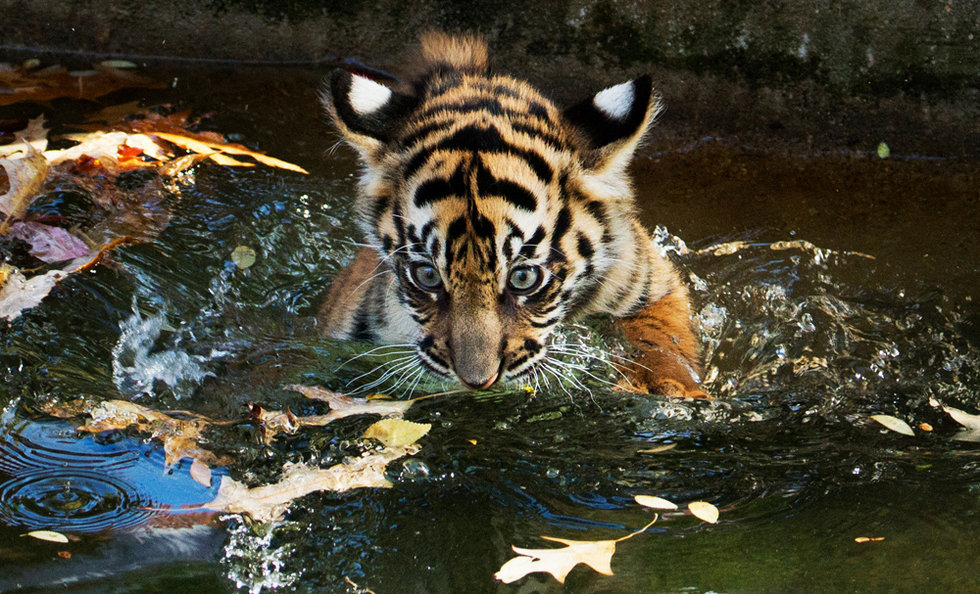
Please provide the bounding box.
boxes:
[348,75,393,115]
[592,80,635,120]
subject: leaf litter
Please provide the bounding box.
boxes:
[0,102,307,322]
[497,494,722,584]
[40,383,429,524]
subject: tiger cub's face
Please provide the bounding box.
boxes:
[324,34,660,390]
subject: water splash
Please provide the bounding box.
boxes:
[111,304,217,399]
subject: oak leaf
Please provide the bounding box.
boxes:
[495,515,660,584]
[495,536,616,584]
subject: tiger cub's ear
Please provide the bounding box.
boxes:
[564,75,662,182]
[322,71,417,161]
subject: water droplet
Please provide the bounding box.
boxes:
[400,458,430,480]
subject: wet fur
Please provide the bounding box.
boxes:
[318,32,706,397]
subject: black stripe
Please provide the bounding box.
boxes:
[420,221,435,245]
[529,316,561,328]
[520,226,546,259]
[510,122,565,150]
[476,166,537,211]
[413,168,468,207]
[548,207,571,261]
[400,120,452,149]
[403,124,554,184]
[584,199,613,243]
[576,233,595,258]
[350,305,375,341]
[445,216,468,268]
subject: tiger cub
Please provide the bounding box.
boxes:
[319,32,706,398]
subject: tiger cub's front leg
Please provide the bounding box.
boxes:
[616,283,710,399]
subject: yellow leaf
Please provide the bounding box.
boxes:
[634,495,678,510]
[231,245,257,269]
[870,414,915,436]
[208,152,255,168]
[495,536,617,584]
[363,418,431,447]
[24,530,69,543]
[688,501,719,524]
[854,536,885,543]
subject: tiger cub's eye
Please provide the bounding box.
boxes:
[410,263,442,290]
[507,265,542,294]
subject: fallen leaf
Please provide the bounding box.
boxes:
[495,537,616,584]
[0,140,48,224]
[943,405,980,431]
[286,384,413,420]
[190,458,213,488]
[231,245,257,269]
[7,221,92,263]
[0,265,71,321]
[57,551,72,559]
[363,418,431,447]
[918,423,933,432]
[634,495,678,510]
[151,131,308,174]
[637,443,677,454]
[870,414,915,436]
[854,536,885,543]
[0,115,48,156]
[76,399,230,467]
[688,501,719,524]
[206,445,419,522]
[24,530,69,543]
[495,515,659,584]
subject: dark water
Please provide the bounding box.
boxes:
[1,64,978,592]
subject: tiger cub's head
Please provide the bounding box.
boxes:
[323,32,661,390]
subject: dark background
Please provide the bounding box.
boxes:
[3,0,978,156]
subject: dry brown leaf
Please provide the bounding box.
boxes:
[206,445,419,523]
[870,414,915,436]
[637,443,677,454]
[0,116,48,156]
[77,399,229,467]
[286,384,413,420]
[0,265,72,322]
[362,418,431,447]
[688,501,719,524]
[0,140,48,224]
